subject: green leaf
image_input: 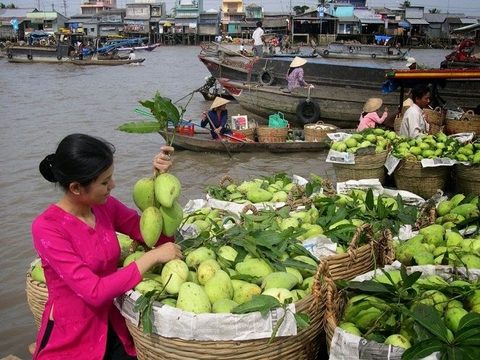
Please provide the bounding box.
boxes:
[455,327,480,346]
[457,312,480,332]
[294,313,310,329]
[405,304,449,343]
[365,188,375,211]
[401,338,443,360]
[117,121,162,133]
[232,295,281,316]
[346,280,394,294]
[402,271,422,289]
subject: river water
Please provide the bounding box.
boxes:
[0,46,450,358]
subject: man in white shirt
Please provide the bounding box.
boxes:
[252,21,265,57]
[399,84,431,138]
[128,50,136,60]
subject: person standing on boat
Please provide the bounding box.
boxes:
[357,98,389,131]
[252,21,265,57]
[31,134,182,360]
[399,84,431,138]
[128,49,136,60]
[201,97,233,139]
[286,56,313,91]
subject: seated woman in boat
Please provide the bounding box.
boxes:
[286,57,314,91]
[357,98,389,131]
[200,97,233,140]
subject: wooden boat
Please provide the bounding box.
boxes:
[318,43,408,60]
[71,58,145,66]
[220,68,480,129]
[159,131,329,153]
[7,56,73,64]
[117,43,159,52]
[218,79,394,128]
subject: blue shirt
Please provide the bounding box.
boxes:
[201,109,231,139]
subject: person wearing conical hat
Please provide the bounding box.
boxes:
[200,97,232,139]
[357,98,389,132]
[405,57,417,70]
[287,56,313,91]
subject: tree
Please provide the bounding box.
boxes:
[429,8,441,14]
[293,5,310,15]
[400,1,411,8]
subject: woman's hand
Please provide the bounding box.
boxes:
[214,127,222,134]
[384,106,389,113]
[201,112,207,120]
[153,145,174,173]
[153,242,183,263]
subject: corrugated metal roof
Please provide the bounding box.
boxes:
[453,23,480,32]
[337,16,358,22]
[0,8,36,19]
[407,18,429,25]
[353,9,383,24]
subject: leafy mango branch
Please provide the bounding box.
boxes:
[117,92,188,145]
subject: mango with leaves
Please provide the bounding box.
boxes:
[336,267,480,358]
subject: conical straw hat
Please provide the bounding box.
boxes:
[289,56,307,68]
[363,98,383,113]
[210,97,231,109]
[405,57,416,68]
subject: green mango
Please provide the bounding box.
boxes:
[160,259,189,294]
[132,177,155,212]
[123,251,144,267]
[445,307,468,332]
[212,299,238,313]
[135,279,163,295]
[246,188,273,203]
[419,224,445,247]
[159,201,183,237]
[197,259,221,285]
[261,272,298,291]
[140,206,163,248]
[185,247,216,269]
[176,282,211,314]
[204,270,233,303]
[235,258,273,280]
[231,279,261,304]
[154,173,181,208]
[384,334,411,349]
[31,261,46,283]
[262,288,294,304]
[437,200,453,216]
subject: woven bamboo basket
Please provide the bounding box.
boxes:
[125,291,324,360]
[304,122,337,142]
[424,107,445,135]
[256,126,288,143]
[455,163,480,196]
[445,110,480,135]
[26,271,48,329]
[393,159,449,199]
[317,227,393,350]
[317,224,393,282]
[333,150,388,184]
[235,127,256,141]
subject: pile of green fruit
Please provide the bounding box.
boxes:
[450,140,480,164]
[133,172,184,247]
[133,244,318,314]
[337,267,480,355]
[395,194,480,268]
[329,128,397,154]
[206,173,307,204]
[391,132,460,161]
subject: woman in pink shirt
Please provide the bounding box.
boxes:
[357,98,389,132]
[32,134,183,360]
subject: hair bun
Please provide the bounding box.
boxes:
[39,154,57,183]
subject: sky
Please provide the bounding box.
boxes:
[6,0,480,17]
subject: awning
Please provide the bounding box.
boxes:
[453,23,480,32]
[358,18,384,24]
[406,18,429,25]
[460,18,478,24]
[163,21,172,27]
[337,16,358,22]
[398,20,411,28]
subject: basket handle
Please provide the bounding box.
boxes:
[219,175,235,187]
[346,223,374,253]
[375,228,395,267]
[277,112,285,120]
[310,260,339,326]
[241,204,259,215]
[433,106,442,113]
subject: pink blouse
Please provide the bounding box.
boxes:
[32,196,172,360]
[357,111,388,132]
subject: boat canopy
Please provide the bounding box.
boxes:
[374,35,392,43]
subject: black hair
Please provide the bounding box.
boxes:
[256,21,262,28]
[39,134,115,191]
[411,84,430,104]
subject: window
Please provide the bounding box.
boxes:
[91,28,95,32]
